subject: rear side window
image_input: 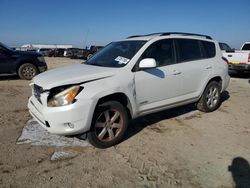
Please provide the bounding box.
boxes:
[176,39,202,62]
[242,43,250,50]
[202,41,216,58]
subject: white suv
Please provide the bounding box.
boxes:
[28,32,230,148]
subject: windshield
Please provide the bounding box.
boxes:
[0,43,13,52]
[85,40,146,68]
[242,43,250,50]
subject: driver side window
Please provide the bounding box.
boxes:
[0,48,7,58]
[141,39,175,67]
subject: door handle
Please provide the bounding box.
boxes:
[228,55,232,57]
[173,70,182,75]
[205,65,212,69]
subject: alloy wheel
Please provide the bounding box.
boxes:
[22,66,36,79]
[206,86,219,108]
[94,109,123,142]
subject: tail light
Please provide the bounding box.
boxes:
[248,53,250,62]
[222,57,229,64]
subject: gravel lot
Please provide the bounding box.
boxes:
[0,57,250,188]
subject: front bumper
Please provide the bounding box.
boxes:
[228,63,250,72]
[27,95,96,135]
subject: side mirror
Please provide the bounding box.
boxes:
[139,58,157,69]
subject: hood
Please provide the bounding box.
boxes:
[33,64,117,89]
[14,50,41,57]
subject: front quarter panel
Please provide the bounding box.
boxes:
[77,71,137,117]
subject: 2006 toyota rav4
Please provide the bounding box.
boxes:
[28,32,230,148]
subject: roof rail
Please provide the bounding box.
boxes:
[127,33,162,39]
[160,32,212,39]
[127,32,212,40]
[127,35,143,39]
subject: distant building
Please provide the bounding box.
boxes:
[21,44,73,50]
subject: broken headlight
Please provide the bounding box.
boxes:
[47,85,82,107]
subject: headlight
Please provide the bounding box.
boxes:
[37,56,45,62]
[47,86,81,107]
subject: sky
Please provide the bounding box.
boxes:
[0,0,249,49]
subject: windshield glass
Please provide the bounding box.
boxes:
[0,43,13,51]
[85,40,146,68]
[242,43,250,50]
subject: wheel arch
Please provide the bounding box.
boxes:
[199,76,222,99]
[96,92,133,120]
[16,60,38,74]
[196,76,223,112]
[207,76,222,90]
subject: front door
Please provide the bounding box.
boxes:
[0,48,12,74]
[134,39,182,113]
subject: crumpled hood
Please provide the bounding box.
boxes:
[33,64,117,90]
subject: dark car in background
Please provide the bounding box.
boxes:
[37,48,51,56]
[64,47,103,59]
[64,48,83,59]
[82,45,103,59]
[0,42,47,80]
[48,48,65,57]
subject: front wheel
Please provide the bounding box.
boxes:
[18,63,38,80]
[196,81,221,112]
[87,101,128,148]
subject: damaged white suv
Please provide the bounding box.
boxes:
[28,32,230,148]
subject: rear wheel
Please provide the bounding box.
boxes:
[18,63,38,80]
[87,101,128,148]
[196,81,221,112]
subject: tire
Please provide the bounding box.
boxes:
[87,101,128,148]
[18,63,38,80]
[196,81,221,112]
[87,54,93,60]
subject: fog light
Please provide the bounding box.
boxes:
[65,123,74,129]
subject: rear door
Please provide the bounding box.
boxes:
[174,39,213,99]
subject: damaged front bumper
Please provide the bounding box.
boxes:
[27,92,96,136]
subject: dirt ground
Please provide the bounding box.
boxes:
[0,57,250,188]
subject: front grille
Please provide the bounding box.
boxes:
[33,84,43,103]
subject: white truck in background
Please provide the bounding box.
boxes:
[220,42,250,73]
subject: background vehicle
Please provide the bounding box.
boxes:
[0,42,47,80]
[48,48,66,57]
[64,48,85,59]
[221,42,250,73]
[37,48,51,56]
[82,45,103,59]
[219,42,233,51]
[28,32,230,148]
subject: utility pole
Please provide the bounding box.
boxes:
[84,29,90,49]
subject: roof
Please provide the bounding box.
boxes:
[125,32,213,41]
